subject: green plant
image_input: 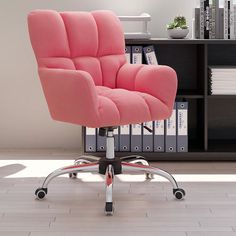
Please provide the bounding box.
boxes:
[167,15,188,30]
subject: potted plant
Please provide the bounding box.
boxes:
[167,15,189,39]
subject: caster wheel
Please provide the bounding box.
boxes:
[35,188,47,200]
[173,188,185,200]
[105,202,114,216]
[69,173,77,179]
[146,173,154,180]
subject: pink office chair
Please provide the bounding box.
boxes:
[28,10,185,215]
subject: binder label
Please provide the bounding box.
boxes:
[86,128,96,135]
[132,124,142,135]
[120,125,129,135]
[146,51,158,65]
[155,120,164,135]
[178,110,188,136]
[166,110,176,136]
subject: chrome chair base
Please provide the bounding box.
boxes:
[35,155,185,215]
[35,128,185,216]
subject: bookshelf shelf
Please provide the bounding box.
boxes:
[177,89,204,98]
[82,38,236,160]
[208,95,236,99]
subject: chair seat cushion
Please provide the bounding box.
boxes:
[96,86,170,127]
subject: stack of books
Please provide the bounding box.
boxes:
[209,66,236,94]
[194,0,236,39]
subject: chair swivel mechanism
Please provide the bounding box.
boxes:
[28,10,185,216]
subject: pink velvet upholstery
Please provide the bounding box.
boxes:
[28,10,177,128]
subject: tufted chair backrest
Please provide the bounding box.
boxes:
[28,10,126,88]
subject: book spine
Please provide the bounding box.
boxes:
[195,8,200,39]
[209,5,213,39]
[205,0,210,39]
[215,0,220,38]
[211,0,216,39]
[234,5,236,39]
[228,0,231,39]
[219,8,224,39]
[230,0,234,39]
[200,0,205,38]
[224,0,229,39]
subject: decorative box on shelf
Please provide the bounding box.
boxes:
[118,13,151,39]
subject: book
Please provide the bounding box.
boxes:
[204,0,210,39]
[209,66,236,94]
[229,0,235,39]
[224,0,232,39]
[200,0,205,38]
[219,8,224,38]
[194,8,200,39]
[210,0,220,39]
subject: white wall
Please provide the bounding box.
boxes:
[0,0,195,150]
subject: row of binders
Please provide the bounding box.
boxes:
[125,45,158,65]
[84,101,188,153]
[194,0,236,39]
[208,66,236,95]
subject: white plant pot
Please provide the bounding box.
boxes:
[167,28,189,39]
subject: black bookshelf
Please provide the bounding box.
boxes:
[82,38,236,161]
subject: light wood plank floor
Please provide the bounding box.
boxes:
[1,153,236,236]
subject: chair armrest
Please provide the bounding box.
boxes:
[38,68,100,126]
[117,63,177,114]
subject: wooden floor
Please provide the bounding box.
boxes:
[1,155,236,236]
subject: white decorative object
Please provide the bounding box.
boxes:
[118,13,151,39]
[167,28,189,39]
